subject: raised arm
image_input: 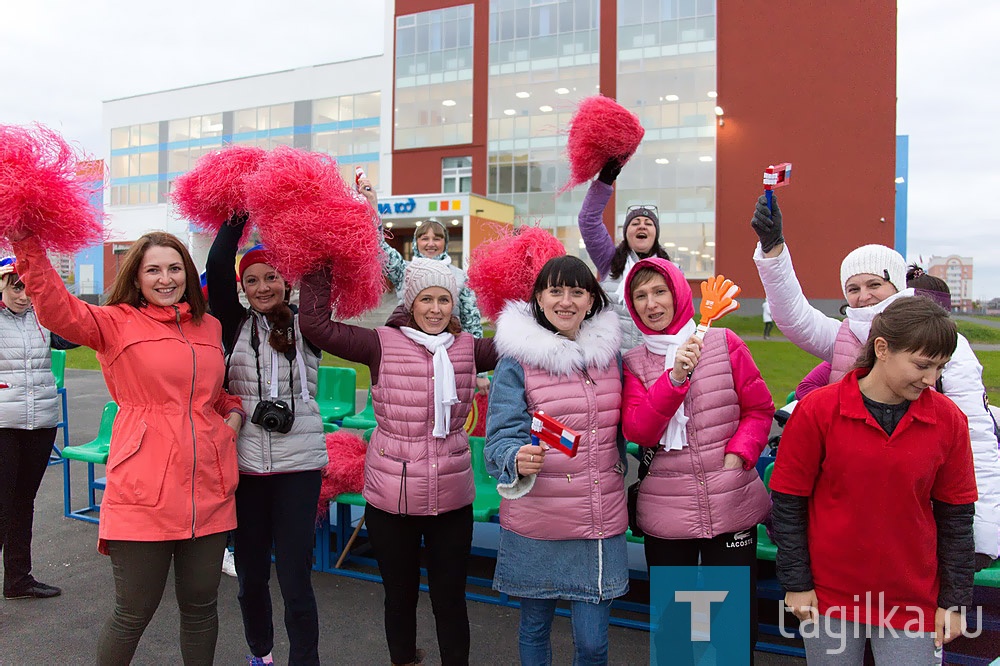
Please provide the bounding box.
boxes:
[206,214,249,353]
[578,179,617,278]
[457,285,483,338]
[13,236,118,352]
[298,265,382,376]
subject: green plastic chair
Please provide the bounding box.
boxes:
[50,349,66,390]
[974,558,1000,588]
[341,388,376,430]
[315,366,357,423]
[62,401,118,464]
[323,422,340,434]
[468,436,501,522]
[756,463,777,561]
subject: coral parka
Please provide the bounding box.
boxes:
[14,237,241,553]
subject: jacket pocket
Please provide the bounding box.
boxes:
[106,421,168,507]
[212,426,239,498]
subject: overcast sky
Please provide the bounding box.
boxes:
[2,1,996,298]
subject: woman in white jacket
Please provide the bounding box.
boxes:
[750,194,1000,570]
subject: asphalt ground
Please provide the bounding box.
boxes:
[2,368,810,665]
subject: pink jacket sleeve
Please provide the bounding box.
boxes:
[621,363,688,447]
[723,329,776,469]
[13,236,118,352]
[795,361,831,401]
[213,389,244,419]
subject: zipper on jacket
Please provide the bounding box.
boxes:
[175,306,199,538]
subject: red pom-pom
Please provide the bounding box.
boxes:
[561,95,645,193]
[0,124,105,253]
[170,144,265,243]
[243,146,384,319]
[316,430,367,523]
[467,225,566,321]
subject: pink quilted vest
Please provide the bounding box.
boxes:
[623,328,771,539]
[499,361,627,541]
[363,328,476,516]
[829,320,863,384]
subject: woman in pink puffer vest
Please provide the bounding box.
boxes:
[621,257,773,657]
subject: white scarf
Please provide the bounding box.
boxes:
[614,250,641,305]
[845,288,914,342]
[641,318,697,451]
[400,327,459,438]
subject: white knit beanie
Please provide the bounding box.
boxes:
[403,258,459,310]
[839,244,907,298]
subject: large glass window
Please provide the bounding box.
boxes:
[395,5,475,149]
[487,0,600,257]
[616,0,717,277]
[312,91,382,185]
[442,156,473,193]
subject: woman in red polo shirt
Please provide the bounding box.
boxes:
[770,297,977,664]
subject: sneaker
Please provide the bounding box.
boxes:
[221,549,237,577]
[4,581,62,599]
[246,654,274,665]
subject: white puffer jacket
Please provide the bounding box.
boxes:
[0,306,60,430]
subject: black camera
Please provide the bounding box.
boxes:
[251,400,295,433]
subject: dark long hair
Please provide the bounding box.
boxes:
[531,255,610,333]
[105,232,207,322]
[854,298,957,370]
[608,240,671,280]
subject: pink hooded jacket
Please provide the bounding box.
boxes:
[621,258,773,539]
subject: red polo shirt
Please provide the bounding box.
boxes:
[771,369,977,632]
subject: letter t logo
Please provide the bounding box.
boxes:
[674,590,729,641]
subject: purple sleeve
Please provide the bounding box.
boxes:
[298,266,384,383]
[795,362,831,400]
[723,329,776,468]
[577,180,616,277]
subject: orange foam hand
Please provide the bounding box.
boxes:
[699,274,742,327]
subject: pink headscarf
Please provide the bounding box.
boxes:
[623,257,694,335]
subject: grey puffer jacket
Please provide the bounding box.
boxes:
[0,306,61,430]
[226,310,328,474]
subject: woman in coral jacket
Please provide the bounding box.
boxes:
[620,257,774,655]
[299,257,496,666]
[9,231,242,666]
[484,255,627,665]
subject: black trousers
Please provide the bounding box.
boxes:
[365,503,474,666]
[645,529,759,660]
[0,427,56,594]
[234,470,322,666]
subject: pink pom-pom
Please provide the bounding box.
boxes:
[467,225,566,321]
[170,144,265,243]
[316,430,367,523]
[0,124,105,253]
[560,95,645,193]
[243,147,384,318]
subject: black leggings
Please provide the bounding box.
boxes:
[0,427,56,594]
[96,532,228,665]
[365,503,474,666]
[645,530,759,657]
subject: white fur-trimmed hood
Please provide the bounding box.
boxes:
[493,300,621,376]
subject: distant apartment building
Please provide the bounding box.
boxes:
[928,255,974,312]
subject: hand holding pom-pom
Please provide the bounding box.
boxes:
[561,96,644,193]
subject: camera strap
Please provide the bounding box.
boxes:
[250,313,307,416]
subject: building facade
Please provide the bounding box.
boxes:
[96,0,897,306]
[929,254,974,312]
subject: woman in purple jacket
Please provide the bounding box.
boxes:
[577,159,672,351]
[299,258,496,666]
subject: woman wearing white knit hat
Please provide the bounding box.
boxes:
[750,193,1000,573]
[299,257,497,666]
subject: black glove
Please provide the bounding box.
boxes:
[597,157,623,185]
[227,211,250,227]
[975,552,995,572]
[751,193,784,253]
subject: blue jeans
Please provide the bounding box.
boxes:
[518,597,612,666]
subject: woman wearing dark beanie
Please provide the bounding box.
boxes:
[577,158,671,351]
[206,216,328,666]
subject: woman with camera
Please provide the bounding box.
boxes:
[206,216,328,666]
[299,257,497,666]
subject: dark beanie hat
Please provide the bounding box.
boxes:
[623,207,660,238]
